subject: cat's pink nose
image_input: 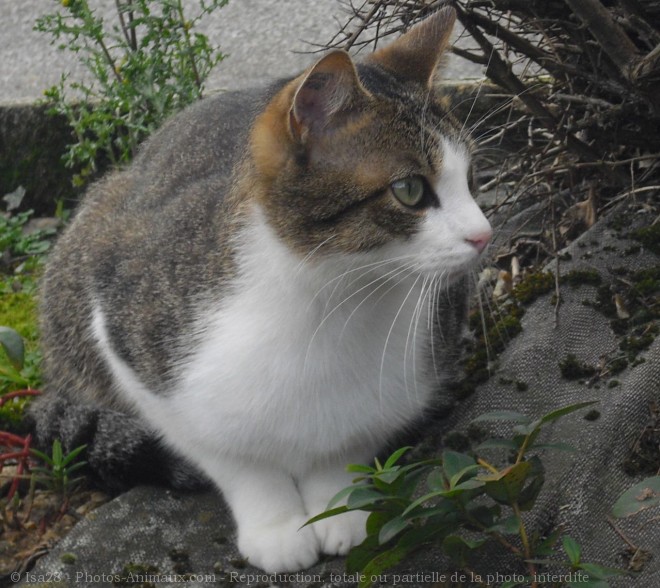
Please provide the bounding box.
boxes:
[465,230,492,254]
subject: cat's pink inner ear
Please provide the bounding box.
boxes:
[367,6,456,87]
[290,50,368,142]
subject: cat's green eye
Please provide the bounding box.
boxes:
[391,176,426,207]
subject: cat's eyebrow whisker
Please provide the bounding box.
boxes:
[458,77,490,144]
[466,81,545,142]
[468,99,518,144]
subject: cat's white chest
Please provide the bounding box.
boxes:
[173,210,438,469]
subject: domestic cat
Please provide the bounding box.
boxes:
[33,6,492,573]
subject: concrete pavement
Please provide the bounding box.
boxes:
[0,0,483,102]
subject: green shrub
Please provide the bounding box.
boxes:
[35,0,228,185]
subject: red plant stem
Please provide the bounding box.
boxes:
[7,434,31,501]
[0,450,31,462]
[0,389,42,407]
[0,431,30,446]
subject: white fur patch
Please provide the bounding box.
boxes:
[408,139,492,275]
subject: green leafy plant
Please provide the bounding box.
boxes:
[1,187,56,274]
[611,476,660,518]
[30,439,88,495]
[308,401,628,588]
[0,326,41,395]
[35,0,228,185]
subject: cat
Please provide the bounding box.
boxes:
[32,6,492,573]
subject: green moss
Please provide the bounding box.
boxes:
[620,331,656,357]
[632,267,660,297]
[168,549,192,576]
[562,269,602,288]
[60,553,77,565]
[622,410,660,476]
[583,284,617,318]
[114,563,160,588]
[631,223,660,255]
[0,291,42,428]
[229,557,248,569]
[512,271,555,304]
[608,214,628,232]
[0,291,39,344]
[607,357,628,375]
[559,354,596,381]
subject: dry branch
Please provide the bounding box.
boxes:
[325,0,660,216]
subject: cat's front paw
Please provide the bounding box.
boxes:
[238,515,319,573]
[311,509,368,555]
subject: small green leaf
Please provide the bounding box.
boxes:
[347,463,376,474]
[30,447,54,467]
[442,534,487,566]
[528,442,575,452]
[535,527,563,556]
[346,534,381,575]
[487,513,520,535]
[611,476,660,517]
[374,468,402,485]
[347,487,388,510]
[383,446,412,469]
[360,547,410,588]
[366,511,394,536]
[304,506,349,527]
[402,490,448,516]
[0,326,26,371]
[378,515,408,544]
[563,535,582,566]
[578,562,628,580]
[467,504,500,529]
[61,444,87,467]
[52,440,63,465]
[397,521,450,549]
[442,450,476,481]
[481,461,531,505]
[567,580,609,588]
[475,438,519,451]
[63,461,88,475]
[472,410,531,424]
[427,468,445,491]
[538,401,599,426]
[327,484,367,509]
[449,464,480,489]
[517,456,545,511]
[513,421,542,437]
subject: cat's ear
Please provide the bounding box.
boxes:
[367,7,456,87]
[290,50,370,143]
